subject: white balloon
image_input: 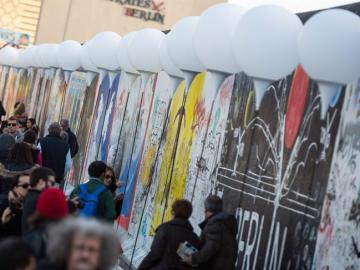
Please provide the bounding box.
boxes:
[159,35,183,78]
[298,9,360,85]
[0,45,19,66]
[167,16,205,73]
[116,32,139,74]
[38,44,59,68]
[13,49,25,68]
[128,28,164,73]
[232,5,302,80]
[81,41,98,72]
[195,3,246,74]
[57,40,82,71]
[88,31,121,70]
[28,46,42,68]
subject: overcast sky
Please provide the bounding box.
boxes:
[228,0,358,12]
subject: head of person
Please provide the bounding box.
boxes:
[30,167,56,191]
[104,167,116,192]
[1,120,9,133]
[19,120,27,132]
[60,119,69,131]
[47,218,121,270]
[10,173,30,200]
[204,195,223,218]
[23,130,37,145]
[14,102,25,116]
[0,133,15,158]
[35,188,68,221]
[88,161,107,181]
[8,142,33,165]
[60,131,69,142]
[171,199,193,220]
[7,116,19,134]
[48,122,62,137]
[0,238,36,270]
[26,118,36,129]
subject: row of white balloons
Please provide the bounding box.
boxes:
[1,3,360,118]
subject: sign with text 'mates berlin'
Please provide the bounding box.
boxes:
[108,0,166,24]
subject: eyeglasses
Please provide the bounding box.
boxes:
[7,123,17,127]
[17,183,30,189]
[105,174,113,179]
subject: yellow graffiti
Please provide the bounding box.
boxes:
[150,73,206,234]
[243,90,254,128]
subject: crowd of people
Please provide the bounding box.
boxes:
[0,101,238,270]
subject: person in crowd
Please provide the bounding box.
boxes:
[1,120,8,133]
[13,102,27,122]
[22,167,56,234]
[0,174,30,237]
[60,119,79,158]
[184,195,238,270]
[7,116,24,142]
[24,188,68,260]
[0,142,38,178]
[71,161,115,221]
[26,118,39,135]
[37,218,121,270]
[138,199,201,270]
[0,101,6,120]
[0,237,36,270]
[38,122,71,186]
[0,133,15,164]
[104,166,124,218]
[23,130,42,165]
[104,166,118,195]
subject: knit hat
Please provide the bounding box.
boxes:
[36,188,68,219]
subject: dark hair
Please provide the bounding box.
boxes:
[27,118,36,126]
[8,142,33,165]
[204,195,223,214]
[10,173,30,190]
[105,166,117,193]
[0,237,34,270]
[30,167,55,187]
[88,161,107,178]
[7,116,17,122]
[23,130,37,145]
[171,199,193,219]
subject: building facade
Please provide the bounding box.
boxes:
[35,0,224,44]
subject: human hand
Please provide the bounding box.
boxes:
[1,207,13,224]
[70,196,80,207]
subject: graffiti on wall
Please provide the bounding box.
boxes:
[216,67,344,270]
[313,79,360,270]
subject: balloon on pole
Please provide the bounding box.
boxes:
[298,9,360,119]
[232,5,302,110]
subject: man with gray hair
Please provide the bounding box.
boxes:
[184,195,238,270]
[38,122,71,185]
[37,218,122,270]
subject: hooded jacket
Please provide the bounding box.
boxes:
[192,212,238,270]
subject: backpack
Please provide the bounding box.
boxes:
[78,184,106,217]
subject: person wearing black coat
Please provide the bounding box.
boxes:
[138,199,201,270]
[38,123,71,184]
[184,195,238,270]
[60,119,79,158]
